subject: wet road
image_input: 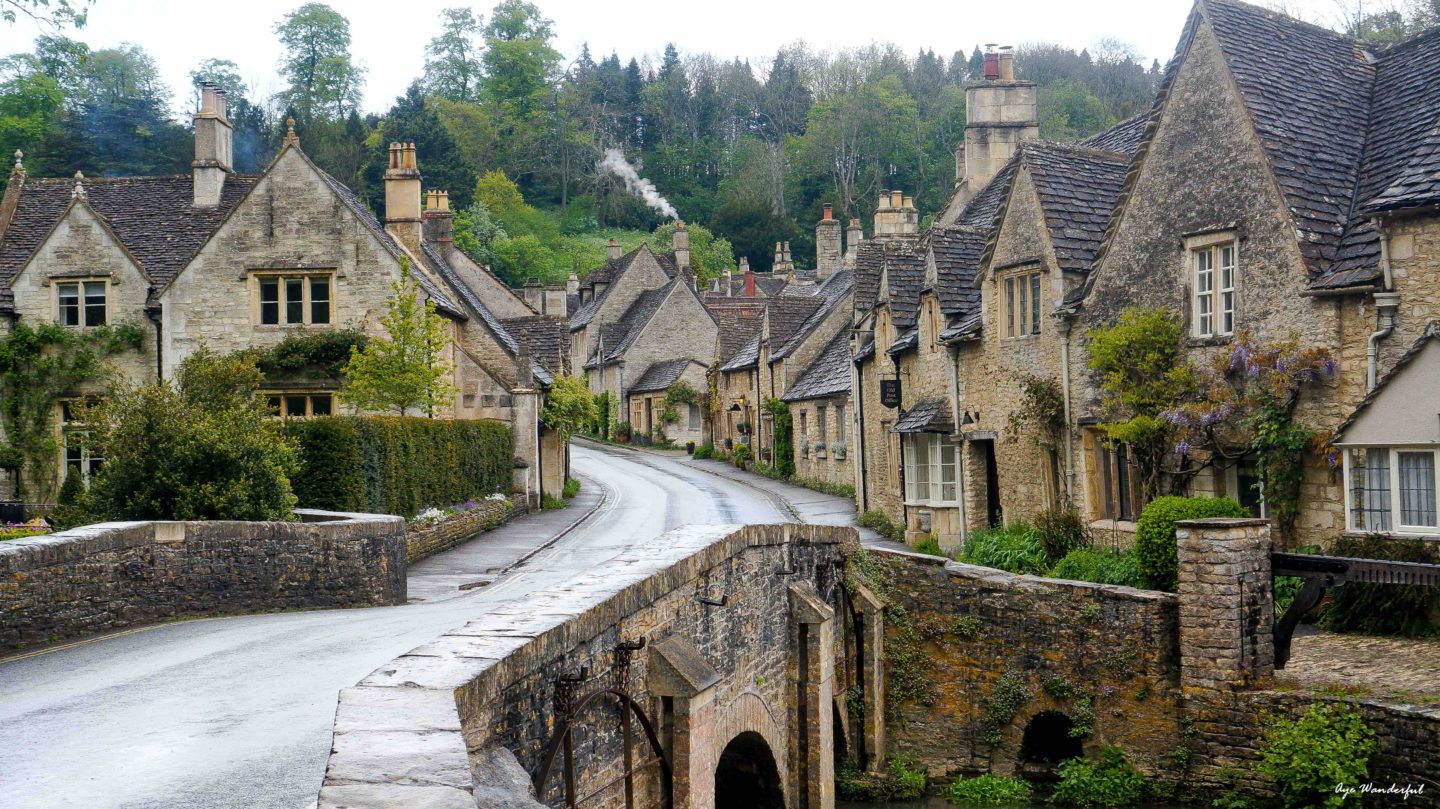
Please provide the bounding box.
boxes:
[0,443,788,809]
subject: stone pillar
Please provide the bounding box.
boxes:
[1176,517,1275,697]
[649,636,721,809]
[849,583,886,770]
[789,583,835,809]
[816,204,841,280]
[511,386,540,507]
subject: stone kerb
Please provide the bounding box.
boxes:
[317,522,857,809]
[0,510,406,649]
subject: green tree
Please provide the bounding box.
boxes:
[363,82,477,211]
[541,373,598,443]
[1,0,90,28]
[274,3,365,124]
[342,264,457,416]
[0,70,62,174]
[481,0,560,113]
[87,348,298,522]
[1039,78,1113,140]
[649,220,735,283]
[189,58,271,173]
[425,7,484,103]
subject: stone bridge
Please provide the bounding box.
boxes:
[317,523,883,809]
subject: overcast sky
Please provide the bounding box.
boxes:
[0,0,1342,115]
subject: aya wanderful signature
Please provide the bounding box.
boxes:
[1335,782,1427,801]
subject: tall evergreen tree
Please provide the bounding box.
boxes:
[364,82,477,212]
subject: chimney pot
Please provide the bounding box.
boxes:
[891,189,903,207]
[998,46,1015,81]
[822,203,833,221]
[984,51,1000,80]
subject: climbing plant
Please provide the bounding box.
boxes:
[541,373,597,443]
[1006,372,1066,450]
[662,379,698,425]
[237,328,367,379]
[0,320,144,501]
[763,397,794,477]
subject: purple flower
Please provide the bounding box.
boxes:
[1322,356,1339,376]
[1174,441,1192,456]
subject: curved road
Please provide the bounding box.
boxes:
[0,443,792,809]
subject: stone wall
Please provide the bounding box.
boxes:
[0,509,406,649]
[791,396,855,488]
[405,495,528,563]
[318,523,860,809]
[875,548,1185,779]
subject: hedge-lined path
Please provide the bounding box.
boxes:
[0,443,803,809]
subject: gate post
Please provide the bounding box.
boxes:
[1176,517,1275,696]
[790,583,835,809]
[649,636,721,809]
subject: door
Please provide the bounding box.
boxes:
[977,439,1002,527]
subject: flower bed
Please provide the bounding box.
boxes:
[405,494,527,563]
[0,518,50,542]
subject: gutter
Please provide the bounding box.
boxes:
[1366,230,1401,393]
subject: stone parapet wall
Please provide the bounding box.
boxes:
[876,548,1185,779]
[0,510,406,649]
[405,495,528,563]
[318,523,857,809]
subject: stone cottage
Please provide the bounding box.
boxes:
[0,85,565,504]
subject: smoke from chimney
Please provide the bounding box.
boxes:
[598,148,678,219]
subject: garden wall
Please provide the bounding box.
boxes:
[872,548,1186,779]
[405,495,528,563]
[0,509,405,649]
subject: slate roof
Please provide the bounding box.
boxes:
[570,243,679,331]
[629,358,699,394]
[716,312,762,365]
[501,315,569,376]
[954,158,1019,231]
[886,328,918,356]
[1025,143,1132,274]
[882,244,926,330]
[853,333,875,362]
[720,335,761,372]
[589,282,674,365]
[782,329,852,402]
[926,227,987,316]
[0,174,259,304]
[765,296,825,351]
[939,311,983,343]
[772,270,854,361]
[1080,113,1149,154]
[852,241,886,314]
[891,397,954,434]
[1358,29,1440,214]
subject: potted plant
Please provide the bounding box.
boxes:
[832,439,847,460]
[814,441,827,459]
[800,442,810,459]
[686,441,696,454]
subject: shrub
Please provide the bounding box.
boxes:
[913,534,943,556]
[1051,746,1146,808]
[286,416,512,517]
[1321,534,1439,637]
[1049,548,1146,588]
[615,421,632,442]
[945,773,1033,806]
[1035,506,1091,563]
[46,470,93,530]
[962,522,1049,575]
[858,509,902,541]
[836,755,926,802]
[1134,496,1247,591]
[541,492,565,510]
[562,477,580,499]
[1255,703,1376,808]
[732,443,752,468]
[692,443,715,460]
[88,350,297,522]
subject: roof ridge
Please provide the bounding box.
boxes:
[1203,0,1365,49]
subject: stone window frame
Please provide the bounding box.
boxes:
[54,277,109,328]
[998,264,1043,340]
[1184,231,1239,341]
[263,390,336,419]
[251,270,336,328]
[1342,445,1440,535]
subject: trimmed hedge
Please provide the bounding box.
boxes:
[286,416,512,517]
[1135,495,1248,591]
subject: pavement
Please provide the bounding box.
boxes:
[0,440,865,809]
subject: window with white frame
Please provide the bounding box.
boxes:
[60,400,103,485]
[1003,270,1041,338]
[256,272,333,326]
[903,433,959,505]
[1190,241,1237,338]
[57,280,107,327]
[1346,447,1438,533]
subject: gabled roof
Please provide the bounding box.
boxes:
[719,334,760,372]
[772,270,854,361]
[716,311,761,365]
[501,315,569,377]
[881,243,926,330]
[886,328,918,356]
[852,241,886,315]
[926,227,987,316]
[0,174,259,304]
[570,243,679,330]
[1080,113,1149,154]
[1331,321,1440,444]
[1024,143,1132,275]
[1358,29,1440,215]
[765,295,824,350]
[629,358,701,394]
[782,329,852,402]
[587,280,687,367]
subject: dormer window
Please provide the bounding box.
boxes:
[57,280,106,327]
[1189,238,1237,338]
[1002,269,1041,338]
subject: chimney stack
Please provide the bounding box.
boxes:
[422,190,454,245]
[544,284,567,317]
[743,259,757,297]
[192,82,234,208]
[567,272,580,297]
[723,265,734,297]
[947,42,1038,217]
[607,238,622,261]
[523,279,543,312]
[816,203,841,280]
[673,220,691,271]
[873,188,918,240]
[384,142,423,252]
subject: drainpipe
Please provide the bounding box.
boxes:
[851,341,868,513]
[947,343,967,542]
[146,307,163,381]
[1367,292,1401,392]
[1057,314,1076,502]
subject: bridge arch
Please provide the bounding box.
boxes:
[714,731,784,809]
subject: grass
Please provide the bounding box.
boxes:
[562,477,580,499]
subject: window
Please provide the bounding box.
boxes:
[903,433,959,505]
[799,411,808,447]
[61,400,103,485]
[264,392,334,418]
[835,404,845,443]
[257,273,333,326]
[817,406,828,445]
[56,280,106,327]
[687,403,700,430]
[1003,271,1042,337]
[1095,440,1140,521]
[1347,447,1437,532]
[1191,241,1237,338]
[1225,460,1265,517]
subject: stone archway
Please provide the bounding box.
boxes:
[714,731,785,809]
[1019,711,1084,767]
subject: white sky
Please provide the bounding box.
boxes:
[0,0,1344,115]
